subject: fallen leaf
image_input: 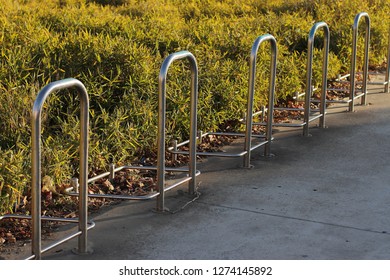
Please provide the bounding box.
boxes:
[64,212,76,219]
[6,233,16,243]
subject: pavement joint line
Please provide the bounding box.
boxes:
[195,201,390,236]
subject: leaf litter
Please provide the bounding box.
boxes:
[0,133,234,252]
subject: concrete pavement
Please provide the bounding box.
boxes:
[5,75,390,260]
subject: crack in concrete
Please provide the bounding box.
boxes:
[196,201,390,236]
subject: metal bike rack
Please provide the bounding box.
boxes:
[350,12,370,111]
[328,12,370,111]
[169,34,276,168]
[271,22,329,136]
[387,28,390,93]
[365,27,389,93]
[67,51,200,212]
[0,78,95,259]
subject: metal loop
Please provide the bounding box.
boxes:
[157,51,199,211]
[31,78,90,259]
[350,12,370,111]
[304,22,330,136]
[244,34,277,167]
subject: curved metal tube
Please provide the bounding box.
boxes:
[157,51,198,211]
[386,28,390,93]
[304,22,330,136]
[350,12,370,111]
[25,221,96,260]
[244,34,277,167]
[66,165,201,201]
[31,78,89,259]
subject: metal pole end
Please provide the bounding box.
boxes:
[197,130,203,145]
[152,207,171,214]
[72,247,94,255]
[109,163,115,180]
[71,178,79,193]
[243,164,255,169]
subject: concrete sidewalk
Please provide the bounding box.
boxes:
[8,75,390,260]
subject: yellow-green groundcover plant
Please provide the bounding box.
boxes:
[0,0,389,214]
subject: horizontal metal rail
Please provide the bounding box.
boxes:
[335,73,352,81]
[271,122,306,128]
[0,214,88,224]
[171,149,248,158]
[169,132,265,149]
[87,165,196,184]
[0,214,95,260]
[332,72,387,87]
[30,221,95,260]
[274,107,321,112]
[68,165,201,200]
[208,131,266,138]
[168,130,267,158]
[69,190,161,200]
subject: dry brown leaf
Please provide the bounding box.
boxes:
[64,212,76,219]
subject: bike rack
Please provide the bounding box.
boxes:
[66,51,200,212]
[365,27,389,93]
[0,78,95,259]
[387,28,390,93]
[169,34,276,168]
[350,12,370,111]
[1,13,389,261]
[328,12,370,111]
[271,22,329,136]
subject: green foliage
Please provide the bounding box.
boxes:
[0,0,389,214]
[0,149,30,214]
[87,0,128,6]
